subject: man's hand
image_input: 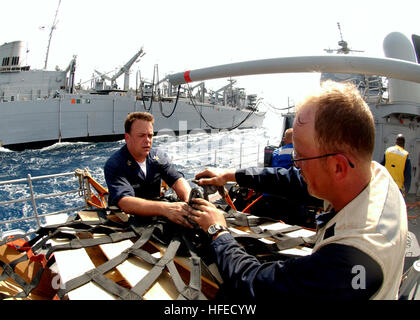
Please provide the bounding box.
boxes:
[194,168,236,187]
[186,198,227,232]
[172,177,192,202]
[162,201,194,228]
[118,196,194,228]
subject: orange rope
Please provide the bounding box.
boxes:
[225,195,237,211]
[243,195,263,213]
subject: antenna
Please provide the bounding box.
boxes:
[337,22,344,41]
[44,0,62,70]
[324,22,364,55]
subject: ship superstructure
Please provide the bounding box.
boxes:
[295,28,420,194]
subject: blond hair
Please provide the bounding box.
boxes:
[297,81,375,160]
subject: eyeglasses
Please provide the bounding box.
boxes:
[291,150,355,168]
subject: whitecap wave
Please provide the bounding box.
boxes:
[40,141,93,152]
[0,146,14,153]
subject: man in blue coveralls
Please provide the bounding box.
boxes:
[256,126,320,227]
[104,112,193,228]
[271,128,294,168]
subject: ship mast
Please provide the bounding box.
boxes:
[44,0,62,70]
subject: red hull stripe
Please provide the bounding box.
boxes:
[184,70,192,83]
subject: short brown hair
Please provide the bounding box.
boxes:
[396,134,405,147]
[297,81,375,160]
[124,112,154,133]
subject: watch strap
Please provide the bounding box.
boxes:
[207,224,228,237]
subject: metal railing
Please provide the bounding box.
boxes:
[170,142,263,172]
[0,172,86,235]
[0,141,266,238]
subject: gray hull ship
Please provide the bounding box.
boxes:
[0,41,265,151]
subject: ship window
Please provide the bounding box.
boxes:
[11,56,19,65]
[2,57,10,66]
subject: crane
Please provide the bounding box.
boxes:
[209,79,237,105]
[95,47,145,91]
[189,82,206,102]
[64,55,77,93]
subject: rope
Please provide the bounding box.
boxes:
[140,67,156,112]
[186,83,261,131]
[158,85,181,118]
[139,66,262,131]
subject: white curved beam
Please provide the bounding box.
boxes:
[167,55,420,85]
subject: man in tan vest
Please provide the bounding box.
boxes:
[187,81,407,300]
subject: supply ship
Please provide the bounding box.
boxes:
[0,40,265,151]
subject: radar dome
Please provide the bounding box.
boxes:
[383,32,420,104]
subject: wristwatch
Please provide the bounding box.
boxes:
[207,224,229,238]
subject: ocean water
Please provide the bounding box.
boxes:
[0,125,281,236]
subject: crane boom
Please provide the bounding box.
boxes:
[93,47,145,90]
[167,55,420,85]
[94,69,113,81]
[112,47,145,90]
[112,47,144,80]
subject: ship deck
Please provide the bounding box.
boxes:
[404,193,420,273]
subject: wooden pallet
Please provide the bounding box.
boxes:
[50,210,219,300]
[1,210,315,300]
[0,240,56,300]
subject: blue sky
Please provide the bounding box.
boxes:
[3,0,419,111]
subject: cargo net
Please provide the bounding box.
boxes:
[0,209,220,300]
[0,188,317,300]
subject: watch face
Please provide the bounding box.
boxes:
[208,224,220,235]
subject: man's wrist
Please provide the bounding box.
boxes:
[212,230,230,241]
[222,170,237,183]
[207,224,229,240]
[159,201,173,217]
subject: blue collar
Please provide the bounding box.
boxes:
[315,208,337,228]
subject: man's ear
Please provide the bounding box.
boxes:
[330,154,350,180]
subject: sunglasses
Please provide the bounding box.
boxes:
[291,150,355,168]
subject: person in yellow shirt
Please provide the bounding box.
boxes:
[381,134,412,195]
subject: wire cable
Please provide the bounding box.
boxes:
[186,83,263,131]
[140,68,263,131]
[159,85,181,118]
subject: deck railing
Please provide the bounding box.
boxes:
[0,141,266,239]
[170,142,263,171]
[0,172,86,238]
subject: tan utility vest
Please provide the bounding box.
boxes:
[313,162,408,299]
[384,145,408,190]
